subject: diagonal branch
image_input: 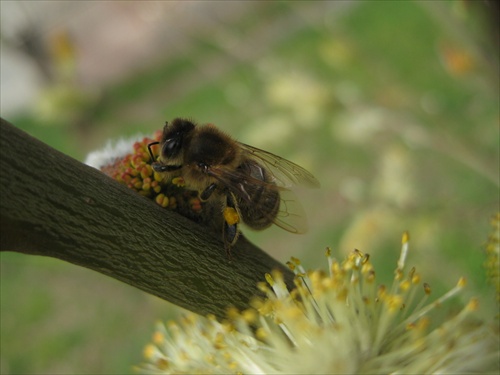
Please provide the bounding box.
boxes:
[0,118,295,320]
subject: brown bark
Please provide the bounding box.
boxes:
[0,118,295,320]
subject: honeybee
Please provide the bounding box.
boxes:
[148,118,320,255]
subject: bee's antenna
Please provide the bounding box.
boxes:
[147,141,160,163]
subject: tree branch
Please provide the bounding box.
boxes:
[0,118,295,320]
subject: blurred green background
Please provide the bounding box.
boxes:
[1,1,498,373]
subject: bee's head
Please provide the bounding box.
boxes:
[160,118,196,159]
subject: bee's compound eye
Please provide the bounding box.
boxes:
[163,137,181,158]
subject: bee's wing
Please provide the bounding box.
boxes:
[207,165,310,234]
[273,189,309,234]
[239,143,320,189]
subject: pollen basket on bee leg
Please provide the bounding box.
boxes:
[223,207,240,226]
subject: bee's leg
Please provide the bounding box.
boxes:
[223,221,238,258]
[222,193,240,257]
[199,183,217,201]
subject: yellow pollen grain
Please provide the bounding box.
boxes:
[143,344,156,359]
[223,207,240,225]
[344,259,354,271]
[271,270,284,282]
[322,277,335,290]
[256,327,268,340]
[466,297,479,311]
[242,309,257,323]
[140,166,152,179]
[309,270,322,284]
[284,306,304,319]
[257,282,269,293]
[155,194,169,208]
[331,262,341,274]
[153,171,163,182]
[399,280,411,292]
[227,307,240,320]
[361,262,373,274]
[386,295,404,312]
[402,231,410,244]
[172,176,185,186]
[152,331,165,345]
[457,277,467,288]
[265,273,275,286]
[222,321,235,333]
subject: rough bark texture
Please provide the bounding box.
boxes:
[0,118,295,320]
